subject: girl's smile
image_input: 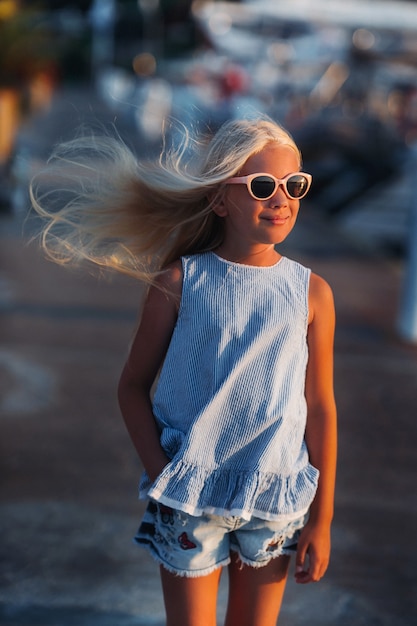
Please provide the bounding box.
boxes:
[260,211,291,226]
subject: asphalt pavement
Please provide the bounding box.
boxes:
[1,85,417,626]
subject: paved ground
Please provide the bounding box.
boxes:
[1,86,417,625]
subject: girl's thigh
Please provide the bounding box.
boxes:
[160,565,222,626]
[225,552,290,626]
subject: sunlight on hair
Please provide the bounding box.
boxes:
[31,116,301,286]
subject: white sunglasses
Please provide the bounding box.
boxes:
[227,172,312,200]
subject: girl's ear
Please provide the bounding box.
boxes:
[208,190,229,218]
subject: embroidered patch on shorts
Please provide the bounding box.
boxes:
[178,532,197,550]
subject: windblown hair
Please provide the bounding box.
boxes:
[30,117,301,285]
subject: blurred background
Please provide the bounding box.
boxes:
[2,0,417,248]
[1,1,417,625]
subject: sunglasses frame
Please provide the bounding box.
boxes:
[227,172,312,201]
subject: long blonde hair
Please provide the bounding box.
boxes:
[30,117,301,284]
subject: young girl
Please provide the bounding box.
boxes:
[32,117,337,626]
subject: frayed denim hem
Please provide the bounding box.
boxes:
[135,537,231,578]
[229,544,296,570]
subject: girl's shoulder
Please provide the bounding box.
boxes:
[154,260,183,305]
[309,272,334,300]
[308,272,335,325]
[164,259,183,281]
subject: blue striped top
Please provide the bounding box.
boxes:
[140,252,319,521]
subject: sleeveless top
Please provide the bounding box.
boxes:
[139,252,319,521]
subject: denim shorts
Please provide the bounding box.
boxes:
[134,500,308,577]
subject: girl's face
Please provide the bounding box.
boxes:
[214,143,302,264]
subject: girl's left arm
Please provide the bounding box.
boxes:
[296,272,337,584]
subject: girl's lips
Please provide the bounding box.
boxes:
[262,215,289,225]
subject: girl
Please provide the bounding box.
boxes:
[32,118,337,626]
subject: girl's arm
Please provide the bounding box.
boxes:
[118,261,183,483]
[296,272,337,584]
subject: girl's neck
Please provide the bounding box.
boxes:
[214,244,281,267]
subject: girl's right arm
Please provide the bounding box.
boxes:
[117,261,183,483]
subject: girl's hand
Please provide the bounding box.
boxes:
[294,520,331,584]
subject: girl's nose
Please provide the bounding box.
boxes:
[268,184,288,206]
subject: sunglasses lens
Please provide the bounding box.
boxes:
[286,175,309,199]
[250,176,276,199]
